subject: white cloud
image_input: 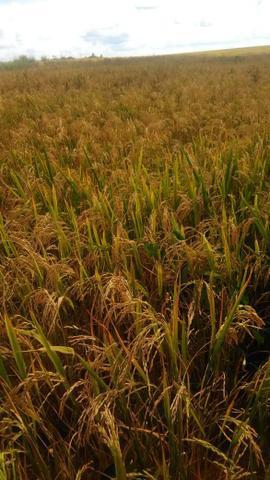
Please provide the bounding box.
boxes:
[0,0,269,60]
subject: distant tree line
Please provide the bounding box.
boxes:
[0,54,106,70]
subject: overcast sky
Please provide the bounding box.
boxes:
[0,0,269,60]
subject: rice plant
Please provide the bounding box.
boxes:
[0,50,270,479]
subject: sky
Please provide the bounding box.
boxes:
[0,0,269,60]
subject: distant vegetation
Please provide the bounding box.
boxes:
[0,55,38,70]
[0,53,104,70]
[1,45,269,70]
[0,49,270,479]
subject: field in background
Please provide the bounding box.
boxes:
[186,45,270,57]
[0,50,270,479]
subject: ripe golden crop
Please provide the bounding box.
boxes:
[1,50,270,479]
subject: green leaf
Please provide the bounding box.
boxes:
[4,315,27,380]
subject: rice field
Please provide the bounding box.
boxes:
[1,49,270,479]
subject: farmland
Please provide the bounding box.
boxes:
[1,49,270,479]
